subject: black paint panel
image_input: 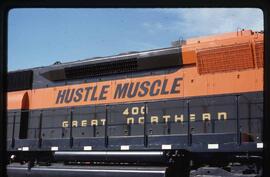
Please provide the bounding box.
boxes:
[189,96,237,134]
[7,92,263,152]
[8,70,33,92]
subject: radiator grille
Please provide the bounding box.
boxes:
[197,42,254,74]
[254,41,263,68]
[65,58,138,79]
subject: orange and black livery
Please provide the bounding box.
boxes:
[7,30,264,177]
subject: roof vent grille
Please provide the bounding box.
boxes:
[65,58,138,79]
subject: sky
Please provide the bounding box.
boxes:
[8,8,263,71]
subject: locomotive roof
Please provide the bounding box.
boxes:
[9,46,180,73]
[9,29,263,74]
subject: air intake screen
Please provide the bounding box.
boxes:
[8,70,33,92]
[197,42,254,74]
[65,58,138,79]
[254,41,263,68]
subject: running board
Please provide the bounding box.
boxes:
[53,151,174,164]
[7,163,168,177]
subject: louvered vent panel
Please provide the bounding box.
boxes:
[197,42,254,74]
[254,41,263,68]
[65,58,138,79]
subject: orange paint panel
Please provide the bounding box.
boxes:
[181,47,197,64]
[208,69,263,95]
[182,68,208,97]
[255,69,264,90]
[7,67,263,110]
[234,71,256,93]
[185,30,261,45]
[26,71,184,110]
[205,74,214,95]
[8,90,30,110]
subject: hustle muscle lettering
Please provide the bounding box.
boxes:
[55,78,183,104]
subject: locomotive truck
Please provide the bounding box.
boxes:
[6,29,263,177]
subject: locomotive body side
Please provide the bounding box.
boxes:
[6,30,264,177]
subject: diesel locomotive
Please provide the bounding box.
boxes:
[6,29,263,177]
